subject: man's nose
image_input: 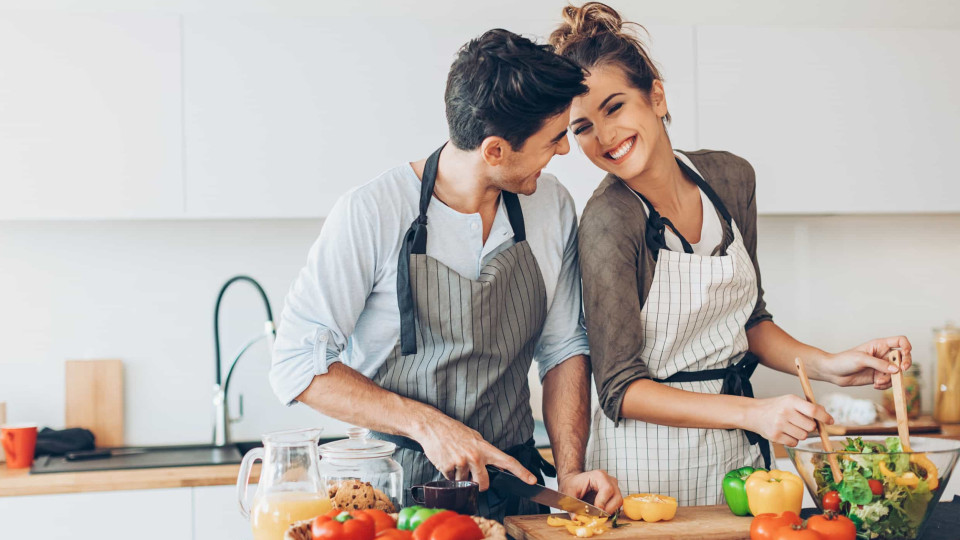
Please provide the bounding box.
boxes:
[555,135,571,156]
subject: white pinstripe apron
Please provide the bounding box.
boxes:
[371,144,552,521]
[586,159,765,506]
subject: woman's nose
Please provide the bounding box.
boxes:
[596,123,617,149]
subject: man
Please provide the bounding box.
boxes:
[270,28,622,521]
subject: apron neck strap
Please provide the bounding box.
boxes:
[397,143,527,355]
[630,155,734,256]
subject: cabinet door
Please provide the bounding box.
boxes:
[193,485,254,540]
[183,15,455,219]
[0,14,183,219]
[0,488,192,539]
[697,27,960,213]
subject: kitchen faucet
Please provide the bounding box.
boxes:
[212,275,276,447]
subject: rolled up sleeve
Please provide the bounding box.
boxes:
[534,189,590,381]
[270,192,379,406]
[735,161,773,330]
[579,192,651,424]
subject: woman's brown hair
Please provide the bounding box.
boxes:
[549,2,671,123]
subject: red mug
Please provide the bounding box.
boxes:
[1,424,38,469]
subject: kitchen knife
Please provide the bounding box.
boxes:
[486,466,609,518]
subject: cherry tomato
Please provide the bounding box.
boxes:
[750,511,803,540]
[868,479,884,497]
[772,525,823,540]
[807,512,857,540]
[821,491,840,513]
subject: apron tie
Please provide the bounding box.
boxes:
[654,352,772,469]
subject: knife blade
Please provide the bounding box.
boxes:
[486,467,609,518]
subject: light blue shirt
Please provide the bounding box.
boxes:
[270,164,590,406]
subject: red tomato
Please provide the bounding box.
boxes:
[868,479,884,496]
[807,513,857,540]
[750,512,803,540]
[821,491,840,513]
[772,525,823,540]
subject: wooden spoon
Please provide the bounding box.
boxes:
[887,348,912,452]
[795,357,843,482]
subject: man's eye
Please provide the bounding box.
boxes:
[607,103,623,115]
[573,124,591,135]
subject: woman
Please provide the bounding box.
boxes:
[549,2,913,505]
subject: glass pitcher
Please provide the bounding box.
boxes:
[237,428,333,540]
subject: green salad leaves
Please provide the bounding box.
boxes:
[813,437,937,539]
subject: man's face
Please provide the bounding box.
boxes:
[492,110,572,196]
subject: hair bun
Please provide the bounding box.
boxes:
[550,2,624,53]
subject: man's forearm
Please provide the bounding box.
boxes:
[542,355,590,477]
[295,362,444,441]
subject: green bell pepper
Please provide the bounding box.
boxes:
[408,507,444,530]
[722,466,763,516]
[397,505,423,530]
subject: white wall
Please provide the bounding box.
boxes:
[1,0,959,445]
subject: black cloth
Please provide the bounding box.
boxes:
[653,352,772,469]
[34,427,95,456]
[372,432,555,517]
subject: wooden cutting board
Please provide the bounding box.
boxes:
[505,505,752,539]
[65,359,124,447]
[825,415,940,436]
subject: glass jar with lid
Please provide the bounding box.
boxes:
[934,323,960,424]
[318,427,403,512]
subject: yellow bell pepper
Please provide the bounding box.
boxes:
[896,472,920,488]
[622,493,678,522]
[911,454,940,490]
[744,469,803,516]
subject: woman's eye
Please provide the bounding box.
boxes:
[573,124,591,135]
[607,103,623,115]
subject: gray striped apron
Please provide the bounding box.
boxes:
[586,157,769,506]
[372,144,553,521]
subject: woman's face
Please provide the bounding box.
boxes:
[569,64,668,179]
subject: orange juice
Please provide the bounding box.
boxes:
[251,492,332,540]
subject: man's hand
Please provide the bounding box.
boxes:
[818,335,913,389]
[416,416,536,492]
[558,470,623,515]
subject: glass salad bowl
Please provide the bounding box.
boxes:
[786,436,960,540]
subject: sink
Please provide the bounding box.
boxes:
[29,441,264,474]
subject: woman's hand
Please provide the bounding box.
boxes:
[746,394,834,447]
[817,336,912,389]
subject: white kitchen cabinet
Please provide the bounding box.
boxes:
[0,14,183,219]
[182,17,697,217]
[0,488,192,539]
[696,26,960,214]
[182,15,453,219]
[193,485,254,540]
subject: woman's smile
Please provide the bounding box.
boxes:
[604,135,637,163]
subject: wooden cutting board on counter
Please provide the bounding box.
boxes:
[505,505,752,539]
[825,415,940,436]
[65,359,124,447]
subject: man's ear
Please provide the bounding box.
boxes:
[479,136,509,166]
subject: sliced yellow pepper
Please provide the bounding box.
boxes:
[744,469,803,516]
[550,514,609,537]
[622,493,678,522]
[547,516,574,527]
[879,460,897,479]
[911,454,940,490]
[896,472,920,488]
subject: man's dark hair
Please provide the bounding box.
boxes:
[444,29,587,151]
